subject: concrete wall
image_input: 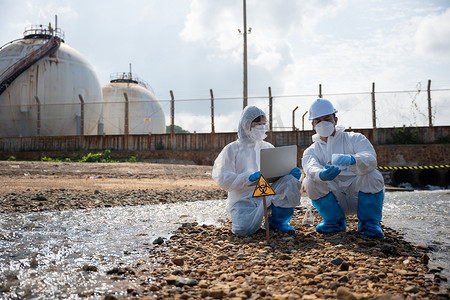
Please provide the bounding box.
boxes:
[1,126,449,187]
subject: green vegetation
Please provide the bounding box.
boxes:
[42,156,62,162]
[392,126,421,144]
[79,150,114,162]
[8,150,137,163]
[4,151,141,163]
[166,125,190,133]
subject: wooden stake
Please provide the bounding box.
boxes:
[263,196,270,242]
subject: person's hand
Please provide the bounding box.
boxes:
[319,165,341,181]
[249,171,260,182]
[290,167,301,180]
[334,154,356,166]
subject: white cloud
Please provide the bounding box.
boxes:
[1,0,449,134]
[414,7,450,61]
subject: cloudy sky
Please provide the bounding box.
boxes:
[1,0,449,132]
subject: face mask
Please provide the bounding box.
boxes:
[314,121,335,137]
[249,125,267,141]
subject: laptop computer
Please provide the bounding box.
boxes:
[250,145,298,185]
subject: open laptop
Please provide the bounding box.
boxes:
[250,145,298,185]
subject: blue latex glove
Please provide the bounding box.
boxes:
[319,165,341,181]
[249,171,260,182]
[290,167,301,180]
[334,154,356,166]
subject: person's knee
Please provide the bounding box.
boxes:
[303,176,331,200]
[232,225,258,236]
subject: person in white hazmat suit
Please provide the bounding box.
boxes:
[212,106,302,235]
[302,98,385,238]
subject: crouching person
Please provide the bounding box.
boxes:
[212,106,302,235]
[302,98,385,238]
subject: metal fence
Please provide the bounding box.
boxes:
[1,81,449,137]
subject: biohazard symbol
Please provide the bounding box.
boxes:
[252,174,276,197]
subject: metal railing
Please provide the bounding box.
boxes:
[0,36,61,95]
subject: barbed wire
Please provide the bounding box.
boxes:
[1,88,449,107]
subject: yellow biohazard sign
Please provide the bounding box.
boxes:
[252,175,276,197]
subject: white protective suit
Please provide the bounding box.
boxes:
[302,125,384,215]
[212,106,302,235]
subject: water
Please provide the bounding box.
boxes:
[383,190,450,277]
[0,201,229,299]
[0,190,449,299]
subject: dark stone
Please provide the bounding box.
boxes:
[153,237,165,245]
[331,257,344,265]
[340,262,350,271]
[175,277,198,287]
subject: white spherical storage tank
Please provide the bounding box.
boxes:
[102,73,166,134]
[0,25,103,137]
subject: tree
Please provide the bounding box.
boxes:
[166,125,190,133]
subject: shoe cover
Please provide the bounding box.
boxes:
[267,206,296,233]
[357,190,384,238]
[312,192,346,233]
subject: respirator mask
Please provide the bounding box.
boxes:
[314,121,335,137]
[249,125,267,141]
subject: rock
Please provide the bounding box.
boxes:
[172,257,184,266]
[149,284,160,291]
[81,265,98,272]
[373,295,404,300]
[208,289,225,298]
[175,277,198,287]
[164,276,178,284]
[404,285,418,293]
[415,244,429,250]
[152,237,165,245]
[279,254,291,260]
[331,257,344,266]
[338,275,349,283]
[300,272,316,278]
[420,253,429,265]
[182,222,192,229]
[336,286,357,300]
[340,262,350,271]
[302,295,318,299]
[198,280,209,288]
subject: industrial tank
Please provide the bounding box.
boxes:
[102,73,166,134]
[0,25,103,137]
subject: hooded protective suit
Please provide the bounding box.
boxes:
[212,106,301,235]
[302,125,384,215]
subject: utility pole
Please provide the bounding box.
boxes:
[371,82,376,129]
[210,89,215,133]
[243,0,248,109]
[427,79,432,127]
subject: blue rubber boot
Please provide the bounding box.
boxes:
[312,192,346,233]
[357,191,384,238]
[267,206,296,233]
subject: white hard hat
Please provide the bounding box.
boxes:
[308,98,338,120]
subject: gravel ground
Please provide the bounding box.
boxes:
[102,215,447,300]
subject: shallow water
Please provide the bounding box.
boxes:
[0,190,448,299]
[383,190,450,278]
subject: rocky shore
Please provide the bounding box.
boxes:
[1,161,448,299]
[102,213,448,300]
[0,188,227,214]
